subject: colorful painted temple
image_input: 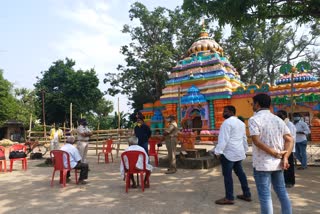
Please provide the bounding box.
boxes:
[141,26,320,142]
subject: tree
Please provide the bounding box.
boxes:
[34,58,105,126]
[182,0,320,27]
[104,2,214,111]
[82,98,114,130]
[13,87,37,126]
[0,69,18,125]
[222,20,320,85]
[110,111,131,129]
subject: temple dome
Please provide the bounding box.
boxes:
[187,29,223,57]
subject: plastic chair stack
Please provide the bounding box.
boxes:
[9,144,27,172]
[0,146,7,172]
[148,139,159,167]
[50,150,78,187]
[98,139,114,164]
[121,151,149,193]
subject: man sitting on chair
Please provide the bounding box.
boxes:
[120,136,153,188]
[61,136,89,185]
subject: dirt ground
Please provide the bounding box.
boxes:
[1,146,320,214]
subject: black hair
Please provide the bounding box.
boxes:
[276,110,287,119]
[293,112,301,117]
[224,105,236,115]
[238,116,245,122]
[252,93,271,108]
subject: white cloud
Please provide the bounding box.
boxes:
[51,0,132,113]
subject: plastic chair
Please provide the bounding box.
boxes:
[50,150,78,187]
[98,139,114,164]
[0,146,7,172]
[148,139,159,167]
[9,144,27,172]
[121,151,149,193]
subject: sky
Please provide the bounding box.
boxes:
[0,0,183,114]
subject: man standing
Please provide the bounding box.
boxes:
[293,112,311,170]
[214,105,251,205]
[49,123,63,151]
[249,93,293,214]
[77,118,92,163]
[276,110,297,188]
[134,117,151,155]
[120,136,153,188]
[61,136,89,185]
[163,115,179,174]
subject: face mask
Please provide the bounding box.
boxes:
[293,117,300,121]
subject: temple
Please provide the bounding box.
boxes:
[141,25,320,142]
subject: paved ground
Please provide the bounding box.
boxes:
[1,147,320,214]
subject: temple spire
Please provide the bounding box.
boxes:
[199,19,209,37]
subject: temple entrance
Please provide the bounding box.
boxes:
[192,116,202,135]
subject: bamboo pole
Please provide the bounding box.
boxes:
[41,89,46,138]
[28,114,32,140]
[70,103,73,134]
[290,67,296,118]
[117,97,121,157]
[96,122,100,155]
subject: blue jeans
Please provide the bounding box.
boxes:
[295,140,308,168]
[220,155,251,200]
[253,168,292,214]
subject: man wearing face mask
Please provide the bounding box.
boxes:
[77,118,92,163]
[214,105,251,205]
[163,115,179,174]
[292,113,311,170]
[134,116,151,155]
[276,110,297,188]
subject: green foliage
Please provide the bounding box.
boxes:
[34,58,105,126]
[0,70,23,126]
[222,20,320,85]
[110,111,132,129]
[183,0,320,27]
[13,88,37,126]
[80,98,114,130]
[104,2,215,111]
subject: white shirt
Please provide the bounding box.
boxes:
[249,110,291,171]
[214,116,248,161]
[60,143,82,168]
[285,119,296,152]
[53,132,59,142]
[120,145,153,179]
[294,120,311,143]
[77,125,91,142]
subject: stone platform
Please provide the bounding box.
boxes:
[158,148,220,169]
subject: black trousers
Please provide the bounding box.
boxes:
[284,153,295,185]
[67,162,89,181]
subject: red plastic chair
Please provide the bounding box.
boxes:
[0,146,7,172]
[50,150,78,187]
[148,139,159,167]
[9,144,27,172]
[98,139,114,164]
[121,151,149,193]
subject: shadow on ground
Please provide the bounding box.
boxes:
[1,149,320,214]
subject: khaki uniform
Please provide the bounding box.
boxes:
[77,125,92,163]
[164,121,179,170]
